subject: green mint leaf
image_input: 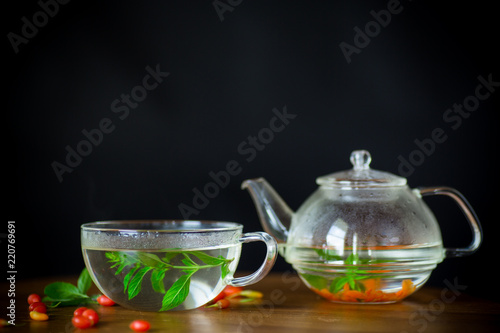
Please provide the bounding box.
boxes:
[77,268,93,294]
[181,259,198,269]
[315,249,342,262]
[300,273,329,290]
[107,252,132,274]
[43,296,95,307]
[136,253,166,269]
[123,264,141,294]
[162,252,179,263]
[44,282,88,301]
[221,262,231,280]
[348,277,356,290]
[106,249,236,309]
[160,273,191,311]
[354,280,366,292]
[189,251,230,265]
[151,268,168,294]
[181,253,198,267]
[345,253,358,265]
[105,252,119,261]
[330,276,350,293]
[353,275,370,280]
[127,267,153,300]
[115,262,128,275]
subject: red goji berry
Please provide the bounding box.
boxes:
[29,302,46,312]
[97,295,116,306]
[223,286,243,297]
[73,307,88,317]
[81,309,99,325]
[72,315,93,329]
[27,294,42,305]
[129,320,151,332]
[215,299,231,309]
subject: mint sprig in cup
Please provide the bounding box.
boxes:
[81,220,277,312]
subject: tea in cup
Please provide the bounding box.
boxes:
[81,220,277,311]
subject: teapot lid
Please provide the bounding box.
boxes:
[316,150,406,188]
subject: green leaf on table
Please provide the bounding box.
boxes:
[44,282,88,301]
[77,268,92,294]
[42,268,97,307]
[43,296,94,307]
[160,273,191,311]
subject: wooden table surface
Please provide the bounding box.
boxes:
[3,272,499,333]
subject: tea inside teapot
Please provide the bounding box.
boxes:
[243,150,482,303]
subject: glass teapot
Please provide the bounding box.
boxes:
[242,150,482,303]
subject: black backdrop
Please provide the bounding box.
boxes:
[6,0,498,301]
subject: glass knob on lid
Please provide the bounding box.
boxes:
[350,149,371,171]
[316,150,407,188]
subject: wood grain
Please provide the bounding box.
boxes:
[2,272,499,332]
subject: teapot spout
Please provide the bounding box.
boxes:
[241,178,293,244]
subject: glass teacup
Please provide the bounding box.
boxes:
[81,220,277,311]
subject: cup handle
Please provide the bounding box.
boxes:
[228,232,278,287]
[418,186,483,257]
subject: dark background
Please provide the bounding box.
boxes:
[6,1,498,301]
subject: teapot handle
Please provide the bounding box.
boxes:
[418,186,482,257]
